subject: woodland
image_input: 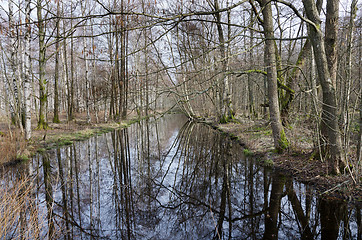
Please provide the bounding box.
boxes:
[0,0,361,180]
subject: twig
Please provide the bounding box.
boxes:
[321,180,350,195]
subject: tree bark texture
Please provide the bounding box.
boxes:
[37,0,48,130]
[258,0,288,152]
[302,0,346,174]
[24,0,32,139]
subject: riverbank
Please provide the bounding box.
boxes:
[1,112,361,205]
[202,115,362,206]
[0,112,148,166]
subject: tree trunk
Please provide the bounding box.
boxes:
[325,0,338,88]
[302,0,346,174]
[36,0,48,130]
[53,0,61,123]
[258,0,288,152]
[24,0,32,140]
[69,2,75,120]
[8,0,22,128]
[214,0,234,123]
[82,1,91,124]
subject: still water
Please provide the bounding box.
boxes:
[2,114,361,239]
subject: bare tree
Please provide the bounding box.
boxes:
[256,0,289,152]
[302,0,346,174]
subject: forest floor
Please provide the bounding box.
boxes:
[203,114,362,206]
[0,111,361,205]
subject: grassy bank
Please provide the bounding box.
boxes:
[201,115,361,205]
[0,113,152,166]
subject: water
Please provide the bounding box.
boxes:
[2,114,361,239]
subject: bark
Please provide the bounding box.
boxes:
[248,13,255,118]
[69,2,75,120]
[36,0,48,130]
[325,0,338,88]
[258,0,288,152]
[280,40,311,124]
[24,0,32,140]
[53,0,61,123]
[8,0,22,128]
[214,0,234,123]
[302,0,346,174]
[342,0,358,152]
[82,1,91,124]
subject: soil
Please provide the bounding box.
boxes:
[202,115,362,206]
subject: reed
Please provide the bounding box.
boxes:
[0,173,60,239]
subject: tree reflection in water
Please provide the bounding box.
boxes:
[2,115,361,239]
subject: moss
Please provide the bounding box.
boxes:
[264,158,274,167]
[277,129,289,153]
[243,148,253,157]
[58,139,73,146]
[16,154,30,162]
[37,148,46,153]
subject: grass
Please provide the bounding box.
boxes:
[0,130,27,165]
[264,158,274,167]
[243,148,253,156]
[0,175,52,239]
[31,115,151,154]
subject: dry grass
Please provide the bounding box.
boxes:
[0,129,27,165]
[0,174,42,239]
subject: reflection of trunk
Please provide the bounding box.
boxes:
[42,153,54,238]
[357,206,361,240]
[263,173,285,240]
[319,199,345,240]
[286,181,313,239]
[57,148,70,239]
[113,128,133,239]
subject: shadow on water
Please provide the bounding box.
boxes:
[1,114,361,239]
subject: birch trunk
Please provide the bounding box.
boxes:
[24,0,32,139]
[214,0,233,123]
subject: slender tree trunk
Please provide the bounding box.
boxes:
[120,0,127,119]
[302,0,346,174]
[53,0,61,123]
[248,12,255,118]
[341,0,358,151]
[36,0,48,129]
[69,2,75,120]
[214,0,233,123]
[24,0,32,139]
[82,1,91,124]
[258,0,288,152]
[8,0,21,128]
